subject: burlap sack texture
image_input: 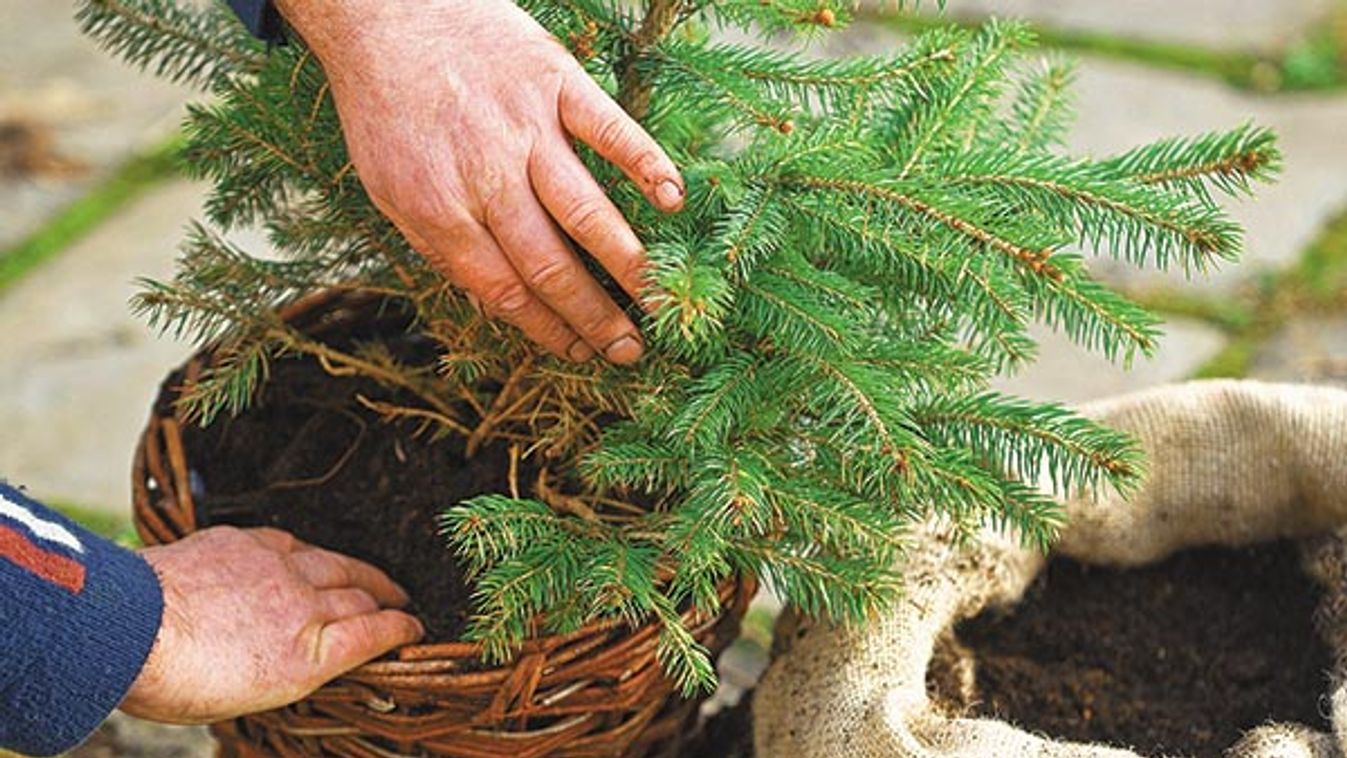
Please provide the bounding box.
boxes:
[755,380,1347,758]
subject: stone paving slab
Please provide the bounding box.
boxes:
[1250,314,1347,385]
[0,1,193,250]
[872,0,1340,53]
[1066,59,1347,295]
[69,713,213,758]
[991,317,1228,404]
[0,179,265,515]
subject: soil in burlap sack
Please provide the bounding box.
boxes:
[755,380,1347,758]
[940,542,1333,758]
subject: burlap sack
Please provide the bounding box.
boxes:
[755,380,1347,758]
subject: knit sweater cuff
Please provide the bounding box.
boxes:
[0,483,165,757]
[226,0,285,44]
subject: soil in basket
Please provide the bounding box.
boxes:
[936,542,1332,758]
[175,338,518,641]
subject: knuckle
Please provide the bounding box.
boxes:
[307,551,341,579]
[627,149,662,180]
[525,257,579,296]
[479,189,508,229]
[573,299,623,336]
[561,198,611,241]
[395,190,452,227]
[618,255,650,288]
[481,281,534,319]
[335,590,376,615]
[204,525,242,540]
[321,632,357,665]
[258,527,296,550]
[594,115,635,156]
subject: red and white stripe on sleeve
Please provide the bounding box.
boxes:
[0,491,87,594]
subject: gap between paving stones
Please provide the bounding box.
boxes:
[863,2,1347,92]
[1177,203,1347,379]
[0,132,183,295]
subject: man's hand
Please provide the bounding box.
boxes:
[275,0,686,365]
[122,526,424,724]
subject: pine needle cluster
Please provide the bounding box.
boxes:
[79,0,1279,692]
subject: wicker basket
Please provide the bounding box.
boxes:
[131,290,755,758]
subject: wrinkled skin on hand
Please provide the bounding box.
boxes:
[275,0,687,364]
[122,527,423,724]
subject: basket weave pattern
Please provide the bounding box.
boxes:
[131,291,754,758]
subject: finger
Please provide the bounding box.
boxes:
[314,610,425,676]
[246,527,302,554]
[289,549,411,608]
[558,72,684,213]
[318,588,380,621]
[412,219,593,362]
[485,187,644,364]
[530,141,649,302]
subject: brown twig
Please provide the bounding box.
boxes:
[467,357,535,457]
[508,443,522,500]
[616,0,684,119]
[535,468,601,523]
[355,394,473,437]
[268,412,367,491]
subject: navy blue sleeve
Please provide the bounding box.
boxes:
[226,0,285,43]
[0,482,164,757]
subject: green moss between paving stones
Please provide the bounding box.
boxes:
[0,133,183,296]
[1192,332,1264,379]
[864,8,1345,93]
[1185,205,1347,379]
[1128,287,1256,333]
[42,498,138,548]
[1281,203,1347,309]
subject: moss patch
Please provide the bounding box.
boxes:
[0,134,183,295]
[1280,203,1347,309]
[1182,205,1347,378]
[44,498,137,545]
[865,7,1346,93]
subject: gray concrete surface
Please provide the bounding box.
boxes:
[0,1,194,250]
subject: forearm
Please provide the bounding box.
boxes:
[267,0,476,79]
[0,482,163,756]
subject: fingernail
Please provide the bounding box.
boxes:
[603,334,643,364]
[655,180,684,210]
[408,617,427,641]
[567,339,596,362]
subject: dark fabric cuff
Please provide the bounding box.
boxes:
[0,483,165,756]
[226,0,286,44]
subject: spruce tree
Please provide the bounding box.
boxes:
[78,0,1279,693]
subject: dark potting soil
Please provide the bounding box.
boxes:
[939,542,1333,758]
[682,698,754,758]
[176,347,506,641]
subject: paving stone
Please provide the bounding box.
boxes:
[1066,60,1347,295]
[826,23,1347,296]
[0,179,264,515]
[69,713,214,758]
[872,0,1339,53]
[0,1,194,250]
[1249,314,1347,386]
[991,317,1228,404]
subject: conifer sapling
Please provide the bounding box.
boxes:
[78,0,1280,693]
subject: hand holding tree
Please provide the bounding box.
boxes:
[274,0,687,364]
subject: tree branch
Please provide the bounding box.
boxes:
[617,0,684,119]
